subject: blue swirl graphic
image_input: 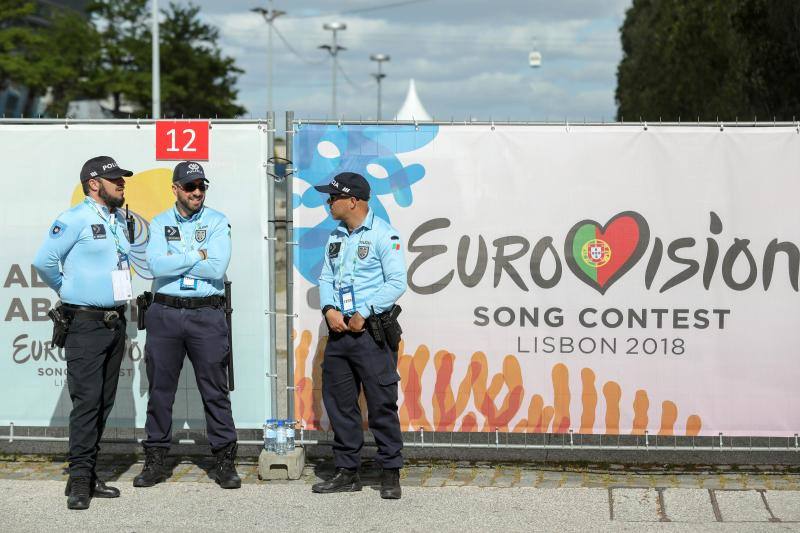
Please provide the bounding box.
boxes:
[293,124,439,285]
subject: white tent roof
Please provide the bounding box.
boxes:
[394,79,432,121]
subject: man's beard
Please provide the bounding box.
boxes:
[178,195,204,216]
[99,185,124,210]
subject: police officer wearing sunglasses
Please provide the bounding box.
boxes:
[33,156,134,510]
[311,172,407,499]
[133,161,240,489]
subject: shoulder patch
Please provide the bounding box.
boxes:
[328,242,341,258]
[49,220,67,239]
[390,235,400,240]
[91,224,107,239]
[165,226,181,241]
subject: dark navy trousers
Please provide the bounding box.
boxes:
[322,330,403,470]
[65,317,126,477]
[143,302,236,451]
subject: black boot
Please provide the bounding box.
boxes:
[380,468,402,499]
[66,475,121,498]
[66,476,92,510]
[312,468,362,494]
[133,447,168,487]
[213,442,241,489]
[92,476,120,498]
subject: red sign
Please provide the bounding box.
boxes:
[155,120,209,161]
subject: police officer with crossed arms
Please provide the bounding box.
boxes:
[133,161,240,489]
[311,172,407,499]
[33,156,133,510]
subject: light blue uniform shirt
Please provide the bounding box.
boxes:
[319,209,407,318]
[33,197,132,307]
[146,205,231,297]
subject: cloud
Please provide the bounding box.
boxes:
[187,0,630,121]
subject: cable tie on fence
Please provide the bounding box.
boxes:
[136,118,141,129]
[285,386,296,391]
[719,121,725,132]
[419,426,424,446]
[264,236,277,241]
[337,118,342,129]
[569,429,574,447]
[645,429,649,450]
[264,309,277,315]
[495,427,500,448]
[287,241,299,246]
[285,313,298,318]
[64,116,69,130]
[265,373,278,378]
[490,119,495,131]
[8,422,13,443]
[719,432,724,448]
[643,121,648,131]
[795,433,798,450]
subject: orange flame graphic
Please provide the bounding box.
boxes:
[294,331,703,436]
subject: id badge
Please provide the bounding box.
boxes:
[180,276,198,290]
[117,252,130,270]
[339,285,355,314]
[111,269,133,301]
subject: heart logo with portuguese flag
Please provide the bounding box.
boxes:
[564,211,650,294]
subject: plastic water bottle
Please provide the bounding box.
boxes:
[285,420,295,453]
[276,420,287,455]
[264,419,276,452]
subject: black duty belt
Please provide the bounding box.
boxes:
[154,293,225,309]
[62,303,126,321]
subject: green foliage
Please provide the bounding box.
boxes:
[0,0,245,117]
[616,0,800,121]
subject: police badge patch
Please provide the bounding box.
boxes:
[165,226,181,241]
[195,228,207,243]
[328,242,341,258]
[357,244,369,259]
[49,220,67,239]
[91,224,107,239]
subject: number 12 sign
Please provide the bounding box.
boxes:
[155,120,209,161]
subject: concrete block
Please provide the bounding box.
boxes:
[258,446,305,481]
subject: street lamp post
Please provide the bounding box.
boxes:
[320,22,346,118]
[370,54,390,120]
[152,0,160,119]
[252,2,286,115]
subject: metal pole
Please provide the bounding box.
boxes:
[377,62,382,120]
[268,14,274,114]
[331,31,338,118]
[370,54,389,121]
[151,0,160,119]
[266,111,278,419]
[285,111,295,422]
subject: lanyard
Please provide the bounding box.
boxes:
[335,230,366,289]
[84,198,125,256]
[174,208,202,253]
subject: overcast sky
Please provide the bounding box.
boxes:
[184,0,632,122]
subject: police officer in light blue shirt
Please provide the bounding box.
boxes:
[33,155,133,510]
[134,161,240,490]
[311,172,407,499]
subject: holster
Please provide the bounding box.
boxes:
[367,305,403,352]
[136,291,153,330]
[47,304,70,348]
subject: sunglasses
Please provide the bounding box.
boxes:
[180,182,208,193]
[327,194,352,204]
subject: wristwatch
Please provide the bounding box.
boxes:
[321,305,337,316]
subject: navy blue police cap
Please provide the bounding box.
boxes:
[173,161,210,185]
[314,172,370,200]
[80,156,133,182]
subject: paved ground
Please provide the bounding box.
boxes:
[1,457,800,531]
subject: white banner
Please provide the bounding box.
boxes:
[0,122,272,428]
[293,124,800,437]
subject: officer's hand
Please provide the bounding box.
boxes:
[349,312,366,333]
[325,309,348,333]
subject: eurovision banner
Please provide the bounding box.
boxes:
[292,124,800,437]
[0,122,272,428]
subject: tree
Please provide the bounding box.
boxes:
[616,0,747,121]
[733,0,800,120]
[86,0,151,114]
[0,0,48,114]
[141,2,246,118]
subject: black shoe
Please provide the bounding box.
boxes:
[213,442,242,489]
[380,468,402,499]
[92,477,120,498]
[312,468,362,494]
[133,447,168,487]
[66,476,92,510]
[65,476,120,498]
